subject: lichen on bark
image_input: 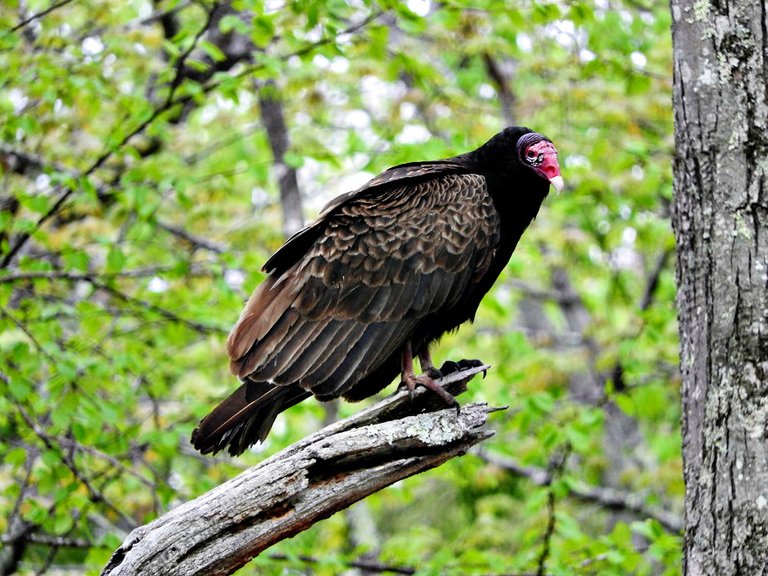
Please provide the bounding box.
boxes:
[671,0,768,573]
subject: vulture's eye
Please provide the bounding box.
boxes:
[524,148,542,165]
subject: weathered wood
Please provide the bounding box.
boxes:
[102,366,495,576]
[671,0,768,573]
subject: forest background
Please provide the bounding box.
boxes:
[0,0,680,574]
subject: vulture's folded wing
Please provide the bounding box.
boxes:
[227,172,501,399]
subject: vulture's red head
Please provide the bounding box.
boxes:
[516,131,564,193]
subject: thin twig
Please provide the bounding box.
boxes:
[535,447,570,576]
[163,2,220,107]
[89,279,228,335]
[156,220,228,253]
[6,0,74,34]
[475,448,683,533]
[12,401,138,531]
[57,437,157,490]
[0,452,36,575]
[268,553,415,575]
[0,265,208,284]
[0,305,56,363]
[0,532,93,549]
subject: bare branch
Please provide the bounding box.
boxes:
[535,447,570,576]
[475,449,683,533]
[267,553,415,575]
[102,366,495,576]
[5,0,75,35]
[0,533,92,549]
[482,52,516,125]
[0,265,211,284]
[89,279,228,335]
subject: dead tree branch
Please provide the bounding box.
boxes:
[102,365,495,576]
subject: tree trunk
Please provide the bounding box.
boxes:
[258,80,305,238]
[671,1,768,573]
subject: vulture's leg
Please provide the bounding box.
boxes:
[417,348,443,380]
[400,342,458,407]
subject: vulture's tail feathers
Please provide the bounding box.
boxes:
[191,381,310,456]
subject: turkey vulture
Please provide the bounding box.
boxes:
[192,126,562,456]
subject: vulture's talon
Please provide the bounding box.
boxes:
[399,378,416,401]
[458,358,487,378]
[425,366,443,380]
[457,358,485,369]
[438,360,462,376]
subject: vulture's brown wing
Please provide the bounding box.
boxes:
[227,172,500,399]
[261,160,470,275]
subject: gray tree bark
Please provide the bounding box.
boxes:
[258,80,305,238]
[101,367,493,576]
[670,1,768,574]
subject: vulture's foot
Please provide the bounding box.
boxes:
[400,342,461,409]
[400,371,459,409]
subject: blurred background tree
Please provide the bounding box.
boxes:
[0,0,679,574]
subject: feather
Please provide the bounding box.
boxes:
[311,322,397,398]
[236,308,301,377]
[191,381,310,455]
[251,316,324,381]
[298,323,367,389]
[227,275,300,367]
[272,320,349,384]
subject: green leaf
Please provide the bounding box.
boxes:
[219,14,250,35]
[52,512,74,535]
[283,151,305,168]
[251,15,276,47]
[105,246,125,274]
[22,499,49,525]
[4,447,27,466]
[8,376,31,400]
[26,194,51,214]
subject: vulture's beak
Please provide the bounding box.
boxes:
[549,175,564,194]
[538,147,563,194]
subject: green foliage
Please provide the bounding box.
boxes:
[0,0,680,574]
